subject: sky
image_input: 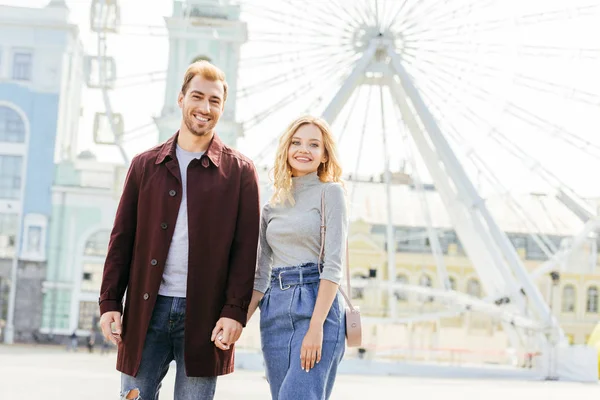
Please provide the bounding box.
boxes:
[2,0,600,202]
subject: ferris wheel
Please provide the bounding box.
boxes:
[86,0,600,379]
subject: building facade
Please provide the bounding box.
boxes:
[0,1,83,341]
[40,155,125,336]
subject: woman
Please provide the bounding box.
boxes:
[247,115,348,400]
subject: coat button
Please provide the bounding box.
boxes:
[160,223,167,230]
[150,259,158,266]
[169,189,176,196]
[143,293,149,300]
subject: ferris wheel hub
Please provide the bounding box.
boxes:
[352,24,397,54]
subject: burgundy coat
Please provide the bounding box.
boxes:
[99,132,260,377]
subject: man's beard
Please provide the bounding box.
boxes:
[184,113,213,137]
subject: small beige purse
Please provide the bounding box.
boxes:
[319,190,362,348]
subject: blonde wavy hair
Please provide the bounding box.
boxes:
[270,115,344,206]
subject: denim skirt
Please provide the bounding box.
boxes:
[259,263,346,400]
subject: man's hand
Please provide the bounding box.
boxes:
[100,311,122,345]
[211,317,242,350]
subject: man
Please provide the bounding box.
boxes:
[99,61,260,399]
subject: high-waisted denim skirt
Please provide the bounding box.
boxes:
[259,263,346,400]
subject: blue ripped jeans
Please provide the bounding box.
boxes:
[259,263,346,400]
[120,295,217,400]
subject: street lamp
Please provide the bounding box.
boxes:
[545,271,561,380]
[3,206,24,344]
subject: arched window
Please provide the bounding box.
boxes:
[448,276,457,291]
[395,274,409,301]
[586,286,598,313]
[562,285,576,313]
[0,106,25,143]
[467,278,482,298]
[84,230,110,257]
[419,274,432,287]
[419,274,433,302]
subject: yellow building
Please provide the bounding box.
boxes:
[341,183,599,363]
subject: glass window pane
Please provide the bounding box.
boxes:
[0,155,23,199]
[0,106,25,143]
[12,52,32,81]
[84,231,110,257]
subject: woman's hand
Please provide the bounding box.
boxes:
[300,324,323,372]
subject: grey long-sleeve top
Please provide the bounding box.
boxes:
[253,172,348,293]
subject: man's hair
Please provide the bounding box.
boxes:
[180,60,228,103]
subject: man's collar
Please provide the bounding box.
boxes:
[155,131,223,167]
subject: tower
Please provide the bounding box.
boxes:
[155,0,247,147]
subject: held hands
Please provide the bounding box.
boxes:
[99,311,123,345]
[300,323,323,372]
[211,317,243,351]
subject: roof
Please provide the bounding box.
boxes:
[344,182,587,237]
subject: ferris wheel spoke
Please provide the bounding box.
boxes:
[364,0,380,28]
[433,105,560,253]
[468,156,559,258]
[388,0,443,32]
[328,0,366,30]
[518,45,600,60]
[513,74,600,107]
[238,47,357,99]
[403,44,506,76]
[241,46,355,76]
[335,89,361,145]
[247,12,354,40]
[416,83,585,245]
[398,0,496,38]
[349,85,375,204]
[241,56,358,131]
[309,0,363,33]
[240,43,355,67]
[248,61,360,165]
[408,48,499,98]
[241,1,353,36]
[516,4,600,26]
[503,103,600,159]
[416,75,593,203]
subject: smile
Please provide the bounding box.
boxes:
[295,157,312,162]
[194,115,209,122]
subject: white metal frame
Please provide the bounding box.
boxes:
[319,36,563,353]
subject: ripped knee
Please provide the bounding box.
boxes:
[121,388,141,400]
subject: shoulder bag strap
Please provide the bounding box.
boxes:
[319,189,356,311]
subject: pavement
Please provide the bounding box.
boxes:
[0,344,598,399]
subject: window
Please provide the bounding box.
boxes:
[81,263,104,293]
[586,286,598,313]
[562,285,576,313]
[0,155,23,199]
[0,106,25,143]
[419,273,433,302]
[12,51,32,81]
[396,228,428,253]
[467,278,482,298]
[84,231,110,256]
[0,213,18,252]
[77,301,99,331]
[395,274,409,301]
[448,276,457,291]
[351,273,367,299]
[0,278,9,322]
